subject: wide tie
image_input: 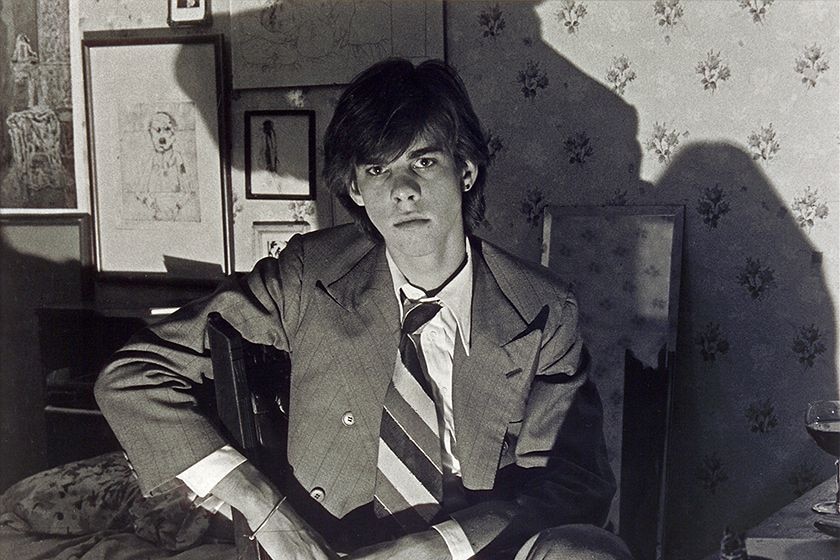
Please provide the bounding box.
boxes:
[373,293,445,531]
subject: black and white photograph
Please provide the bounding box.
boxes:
[1,3,837,560]
[168,0,211,28]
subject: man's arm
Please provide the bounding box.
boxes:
[94,241,304,494]
[94,236,335,559]
[211,461,336,559]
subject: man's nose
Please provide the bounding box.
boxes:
[390,173,420,203]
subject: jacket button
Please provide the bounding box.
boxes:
[310,487,325,502]
[341,411,355,426]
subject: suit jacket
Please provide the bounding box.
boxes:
[95,224,615,555]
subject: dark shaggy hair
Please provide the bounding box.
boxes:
[323,58,490,239]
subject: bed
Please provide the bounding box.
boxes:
[0,452,236,560]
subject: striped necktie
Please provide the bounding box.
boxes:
[373,293,444,530]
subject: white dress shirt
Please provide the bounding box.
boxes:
[178,239,475,559]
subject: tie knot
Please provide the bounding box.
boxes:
[401,294,442,335]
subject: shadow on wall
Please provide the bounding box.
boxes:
[170,2,836,558]
[0,236,85,492]
[453,2,837,557]
[650,143,837,554]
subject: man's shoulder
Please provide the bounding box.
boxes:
[475,236,574,315]
[291,223,377,276]
[297,223,369,253]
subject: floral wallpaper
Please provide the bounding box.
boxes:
[447,1,838,557]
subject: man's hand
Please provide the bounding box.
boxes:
[344,530,451,560]
[251,500,337,560]
[211,461,336,560]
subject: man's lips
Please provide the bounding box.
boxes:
[393,217,429,228]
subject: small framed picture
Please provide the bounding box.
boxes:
[253,221,312,262]
[168,0,211,28]
[245,110,316,200]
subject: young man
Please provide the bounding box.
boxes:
[95,59,630,560]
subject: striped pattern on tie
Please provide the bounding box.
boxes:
[373,297,444,530]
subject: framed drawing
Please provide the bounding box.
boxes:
[229,0,445,88]
[167,0,211,28]
[244,110,316,200]
[252,220,311,262]
[0,0,77,213]
[82,32,230,280]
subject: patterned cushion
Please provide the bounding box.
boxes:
[0,452,213,551]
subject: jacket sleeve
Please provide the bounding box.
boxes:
[94,235,306,496]
[450,293,616,557]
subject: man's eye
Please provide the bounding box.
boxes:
[414,157,436,169]
[365,166,386,176]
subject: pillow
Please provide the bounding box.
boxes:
[0,452,140,535]
[0,452,213,551]
[130,484,214,551]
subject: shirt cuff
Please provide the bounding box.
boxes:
[432,519,475,560]
[176,444,247,497]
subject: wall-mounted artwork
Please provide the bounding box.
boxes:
[168,0,211,28]
[0,0,76,212]
[229,0,445,88]
[82,33,230,280]
[252,220,311,263]
[245,110,315,200]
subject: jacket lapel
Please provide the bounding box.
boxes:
[453,240,546,490]
[318,241,400,435]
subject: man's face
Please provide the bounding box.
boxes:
[148,113,176,153]
[349,134,475,261]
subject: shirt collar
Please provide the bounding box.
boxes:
[385,240,473,353]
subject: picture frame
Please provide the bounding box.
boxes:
[82,32,230,281]
[167,0,211,28]
[541,205,684,547]
[0,213,93,299]
[0,0,77,214]
[244,110,316,200]
[252,220,312,263]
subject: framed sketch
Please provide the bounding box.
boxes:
[252,220,311,262]
[167,0,211,28]
[244,110,315,200]
[0,0,77,213]
[229,0,444,88]
[82,32,230,280]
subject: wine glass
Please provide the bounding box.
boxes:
[805,400,840,514]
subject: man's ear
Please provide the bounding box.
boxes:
[348,182,365,206]
[462,160,478,192]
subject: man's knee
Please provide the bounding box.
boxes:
[516,524,634,560]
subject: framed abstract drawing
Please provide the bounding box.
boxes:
[244,110,316,200]
[82,32,230,281]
